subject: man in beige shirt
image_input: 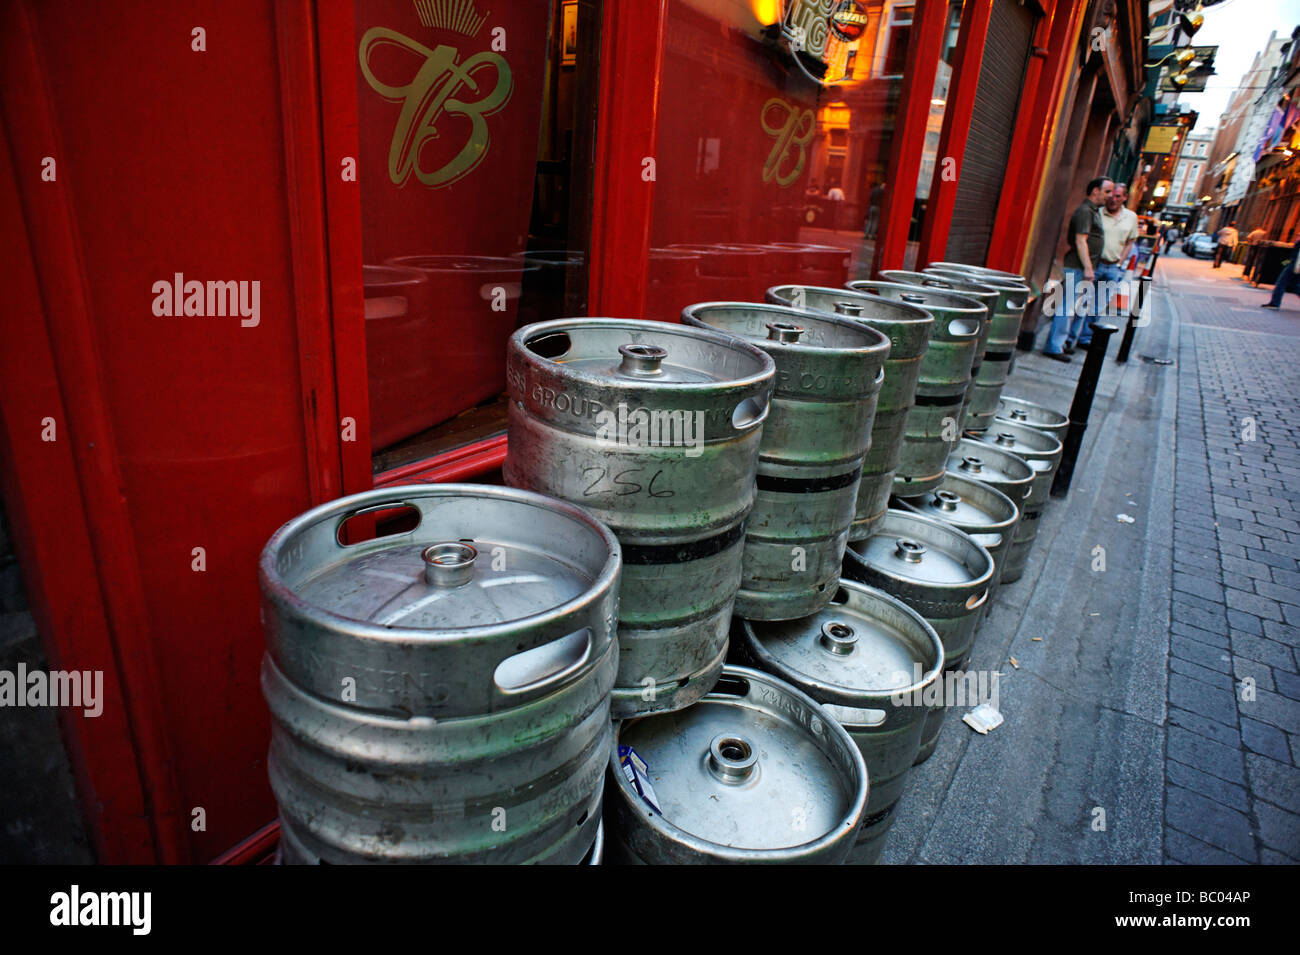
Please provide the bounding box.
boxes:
[1098,183,1138,319]
[1213,223,1239,268]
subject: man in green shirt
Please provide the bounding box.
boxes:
[1045,176,1113,361]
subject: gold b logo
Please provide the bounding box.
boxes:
[359,27,512,188]
[761,98,814,188]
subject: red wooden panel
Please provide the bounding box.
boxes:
[3,0,338,860]
[916,0,994,265]
[588,0,668,319]
[871,0,949,274]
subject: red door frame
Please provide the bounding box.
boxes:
[987,0,1088,274]
[870,0,949,275]
[587,0,669,320]
[0,0,188,864]
[915,0,994,265]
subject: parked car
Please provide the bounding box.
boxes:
[1183,232,1216,258]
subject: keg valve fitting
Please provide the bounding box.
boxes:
[423,542,477,587]
[618,343,668,377]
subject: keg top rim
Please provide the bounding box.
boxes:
[847,509,995,591]
[968,420,1063,458]
[948,438,1035,483]
[894,473,1019,531]
[610,665,868,859]
[838,280,989,316]
[511,317,776,390]
[765,284,939,325]
[996,395,1069,427]
[741,581,944,708]
[258,483,621,640]
[682,301,891,357]
[878,270,1000,300]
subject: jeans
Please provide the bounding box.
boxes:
[1047,267,1093,354]
[1268,264,1300,306]
[1093,261,1125,327]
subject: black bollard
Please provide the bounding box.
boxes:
[1116,274,1150,364]
[1051,323,1118,497]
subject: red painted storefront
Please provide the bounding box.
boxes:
[1,0,1092,862]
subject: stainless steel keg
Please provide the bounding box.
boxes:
[881,270,999,430]
[966,422,1063,584]
[893,472,1020,617]
[765,284,934,540]
[845,281,985,497]
[504,318,774,718]
[682,303,890,621]
[604,665,869,864]
[259,484,621,864]
[924,265,1029,432]
[737,580,944,864]
[843,509,994,764]
[997,395,1069,440]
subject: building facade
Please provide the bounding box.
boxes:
[0,0,1150,862]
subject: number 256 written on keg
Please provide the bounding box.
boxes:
[582,467,674,498]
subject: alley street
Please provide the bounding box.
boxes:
[884,247,1300,864]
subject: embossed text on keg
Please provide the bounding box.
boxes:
[529,384,604,419]
[593,403,707,458]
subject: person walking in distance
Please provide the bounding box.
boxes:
[1163,223,1180,254]
[864,181,885,239]
[1213,222,1238,268]
[1098,183,1139,320]
[1261,234,1300,308]
[1044,176,1112,362]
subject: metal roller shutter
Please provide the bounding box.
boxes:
[945,0,1035,264]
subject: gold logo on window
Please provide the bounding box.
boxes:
[761,98,815,188]
[359,27,512,188]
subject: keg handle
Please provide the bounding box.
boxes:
[965,589,988,611]
[334,500,422,547]
[494,627,593,697]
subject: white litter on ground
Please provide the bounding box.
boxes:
[963,703,1004,735]
[1117,513,1136,523]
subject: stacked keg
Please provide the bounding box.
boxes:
[259,485,620,864]
[922,264,1029,433]
[503,318,774,718]
[735,581,944,863]
[763,284,934,538]
[843,510,994,764]
[258,254,1077,866]
[878,270,1000,433]
[681,302,890,621]
[841,282,985,499]
[965,420,1064,584]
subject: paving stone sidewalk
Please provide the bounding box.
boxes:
[1165,279,1300,864]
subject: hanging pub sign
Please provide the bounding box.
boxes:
[779,0,868,86]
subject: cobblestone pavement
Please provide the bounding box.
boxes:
[1162,254,1300,864]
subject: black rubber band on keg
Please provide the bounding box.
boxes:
[983,349,1014,362]
[860,804,896,828]
[755,469,862,494]
[620,521,746,565]
[911,394,961,407]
